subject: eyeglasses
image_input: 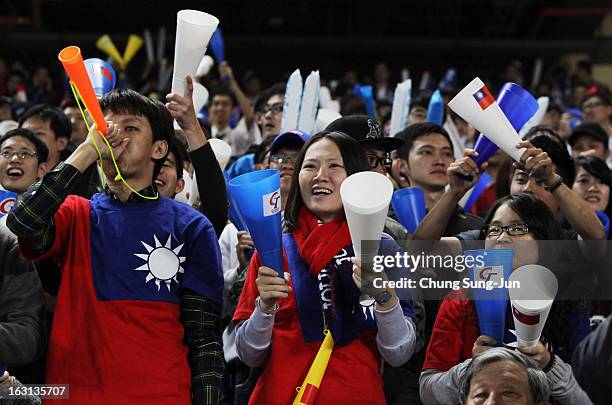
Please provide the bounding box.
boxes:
[483,224,529,238]
[270,153,298,165]
[0,150,37,160]
[263,103,284,115]
[367,154,392,170]
[582,100,606,110]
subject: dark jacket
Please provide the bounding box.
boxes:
[0,226,45,367]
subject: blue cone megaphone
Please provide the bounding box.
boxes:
[228,169,283,276]
[473,83,538,167]
[83,58,116,98]
[465,248,513,347]
[596,211,610,239]
[209,27,225,62]
[391,187,426,234]
[426,89,444,125]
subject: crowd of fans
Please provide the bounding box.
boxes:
[0,50,610,405]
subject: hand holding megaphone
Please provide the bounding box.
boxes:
[166,75,200,134]
[517,341,552,370]
[514,140,559,188]
[82,122,130,162]
[256,266,292,312]
[447,149,487,196]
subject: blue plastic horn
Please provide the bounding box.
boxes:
[465,248,513,347]
[391,187,426,233]
[473,83,538,167]
[84,58,116,98]
[228,169,283,276]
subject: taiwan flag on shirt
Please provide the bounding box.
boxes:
[473,86,495,110]
[21,193,223,405]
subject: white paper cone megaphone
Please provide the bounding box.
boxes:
[448,77,524,162]
[315,108,342,133]
[171,10,219,96]
[196,55,215,77]
[340,172,393,259]
[508,264,558,347]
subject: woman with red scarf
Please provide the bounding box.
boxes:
[233,131,418,404]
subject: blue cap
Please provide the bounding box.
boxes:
[269,129,311,155]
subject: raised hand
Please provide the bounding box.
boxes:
[447,149,484,196]
[165,75,200,133]
[256,266,291,312]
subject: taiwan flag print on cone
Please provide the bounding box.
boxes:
[472,83,538,167]
[508,264,558,347]
[228,169,283,276]
[448,77,525,163]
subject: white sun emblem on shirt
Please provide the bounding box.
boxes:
[134,234,186,291]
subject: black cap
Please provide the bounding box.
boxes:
[568,122,608,147]
[325,115,404,152]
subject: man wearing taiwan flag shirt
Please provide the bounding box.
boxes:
[8,82,224,404]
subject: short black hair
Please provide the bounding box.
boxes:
[100,89,173,180]
[523,124,567,149]
[0,127,49,164]
[394,122,454,160]
[19,104,72,141]
[210,85,237,106]
[284,131,369,231]
[481,193,563,240]
[409,95,429,111]
[258,82,286,107]
[167,136,186,180]
[574,155,612,218]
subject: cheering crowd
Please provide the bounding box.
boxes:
[0,48,611,405]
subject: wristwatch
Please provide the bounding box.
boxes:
[374,291,393,306]
[544,175,564,192]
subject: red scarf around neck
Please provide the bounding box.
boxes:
[292,207,352,275]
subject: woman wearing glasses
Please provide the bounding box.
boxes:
[419,193,592,405]
[232,131,419,405]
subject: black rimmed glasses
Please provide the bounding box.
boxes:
[483,224,529,238]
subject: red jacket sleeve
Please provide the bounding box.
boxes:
[422,290,476,372]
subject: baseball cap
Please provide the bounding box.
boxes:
[325,115,404,152]
[568,122,608,147]
[269,129,311,156]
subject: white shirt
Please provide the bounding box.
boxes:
[211,117,262,157]
[219,222,240,317]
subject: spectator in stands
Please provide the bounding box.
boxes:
[420,193,592,405]
[0,226,45,384]
[581,87,612,137]
[63,101,89,147]
[568,122,609,162]
[208,62,259,157]
[256,82,286,142]
[233,131,418,404]
[0,128,48,203]
[326,115,409,240]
